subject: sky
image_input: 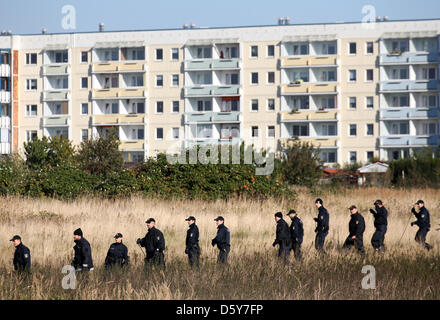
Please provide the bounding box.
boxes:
[0,0,439,35]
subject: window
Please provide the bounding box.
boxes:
[26,130,38,142]
[135,128,144,140]
[391,95,409,107]
[156,128,163,140]
[320,124,337,136]
[291,96,309,110]
[172,101,179,113]
[172,128,179,140]
[129,75,143,87]
[267,99,275,111]
[366,69,373,82]
[26,53,37,65]
[26,79,37,90]
[111,102,119,114]
[317,96,336,110]
[367,151,374,162]
[251,72,258,84]
[391,68,409,80]
[251,46,258,58]
[267,72,275,84]
[134,102,145,114]
[171,48,179,60]
[267,45,275,57]
[229,73,239,85]
[322,43,337,55]
[156,75,163,87]
[391,40,409,53]
[251,126,259,138]
[422,68,436,80]
[81,129,88,142]
[196,47,212,59]
[172,74,179,87]
[25,104,37,117]
[156,101,164,113]
[54,51,68,63]
[81,51,88,63]
[292,124,309,137]
[349,42,357,55]
[156,49,163,60]
[267,126,275,138]
[289,69,309,82]
[81,77,88,89]
[349,124,357,136]
[319,70,336,82]
[420,123,437,135]
[81,103,88,115]
[366,97,374,109]
[251,99,258,112]
[321,151,337,163]
[422,95,437,107]
[197,100,212,112]
[391,122,409,135]
[103,49,118,61]
[366,124,374,136]
[350,151,357,163]
[349,97,357,109]
[349,70,357,82]
[197,124,212,138]
[291,43,309,55]
[366,42,374,54]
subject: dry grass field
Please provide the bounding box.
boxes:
[0,187,439,300]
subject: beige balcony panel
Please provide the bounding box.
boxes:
[282,57,309,67]
[93,114,119,124]
[119,140,144,150]
[310,56,337,66]
[118,114,145,124]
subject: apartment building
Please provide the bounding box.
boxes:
[0,19,438,165]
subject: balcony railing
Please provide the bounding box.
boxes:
[0,116,11,128]
[281,83,338,94]
[185,59,240,70]
[281,137,339,147]
[0,142,10,154]
[92,61,146,73]
[281,56,338,67]
[185,85,240,97]
[185,111,240,123]
[280,110,338,121]
[92,114,145,125]
[43,65,70,75]
[380,108,439,120]
[380,135,440,146]
[43,115,70,126]
[0,64,10,77]
[119,140,144,151]
[0,90,10,103]
[92,88,146,99]
[380,52,439,65]
[42,91,69,101]
[380,80,438,92]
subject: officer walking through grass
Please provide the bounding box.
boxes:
[211,216,230,264]
[72,228,94,271]
[272,212,291,261]
[185,216,200,268]
[342,205,366,254]
[286,210,304,259]
[314,198,329,254]
[137,218,166,268]
[411,200,433,250]
[10,235,31,273]
[369,199,388,252]
[104,233,129,269]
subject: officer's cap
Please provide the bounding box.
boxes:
[415,200,424,205]
[274,212,283,218]
[9,235,21,241]
[145,218,156,224]
[287,209,296,216]
[185,216,196,221]
[349,205,357,210]
[73,228,83,237]
[114,233,123,239]
[214,216,224,221]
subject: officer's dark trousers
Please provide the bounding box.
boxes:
[371,225,387,250]
[278,240,291,261]
[291,240,302,259]
[415,228,433,250]
[315,232,328,254]
[145,251,165,267]
[343,235,365,253]
[217,246,230,264]
[187,247,200,268]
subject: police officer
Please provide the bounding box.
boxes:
[10,235,31,272]
[211,216,230,264]
[411,200,433,250]
[72,228,94,271]
[314,198,329,254]
[104,233,129,270]
[137,218,166,267]
[286,210,304,260]
[369,199,388,252]
[342,205,366,254]
[272,212,291,261]
[185,216,200,268]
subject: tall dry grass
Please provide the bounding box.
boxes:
[0,187,439,299]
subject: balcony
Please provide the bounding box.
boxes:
[0,90,10,103]
[281,56,338,68]
[42,91,69,101]
[380,108,439,120]
[185,111,240,123]
[0,142,10,154]
[92,114,145,125]
[281,110,338,121]
[380,80,438,92]
[0,64,10,77]
[119,140,144,151]
[185,59,240,70]
[281,83,338,95]
[380,52,439,65]
[92,88,146,99]
[43,115,70,127]
[0,116,10,128]
[92,61,146,73]
[187,139,240,147]
[212,59,240,69]
[281,137,338,147]
[380,135,440,147]
[185,85,240,97]
[43,65,69,75]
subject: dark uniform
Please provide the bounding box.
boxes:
[343,211,366,254]
[13,242,31,272]
[212,223,230,264]
[185,223,200,268]
[273,217,291,261]
[370,204,388,251]
[104,242,129,269]
[138,227,166,267]
[289,216,304,259]
[314,206,329,254]
[72,237,94,271]
[412,206,433,250]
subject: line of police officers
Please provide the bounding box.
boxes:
[9,199,434,272]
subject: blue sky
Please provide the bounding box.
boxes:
[1,0,439,34]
